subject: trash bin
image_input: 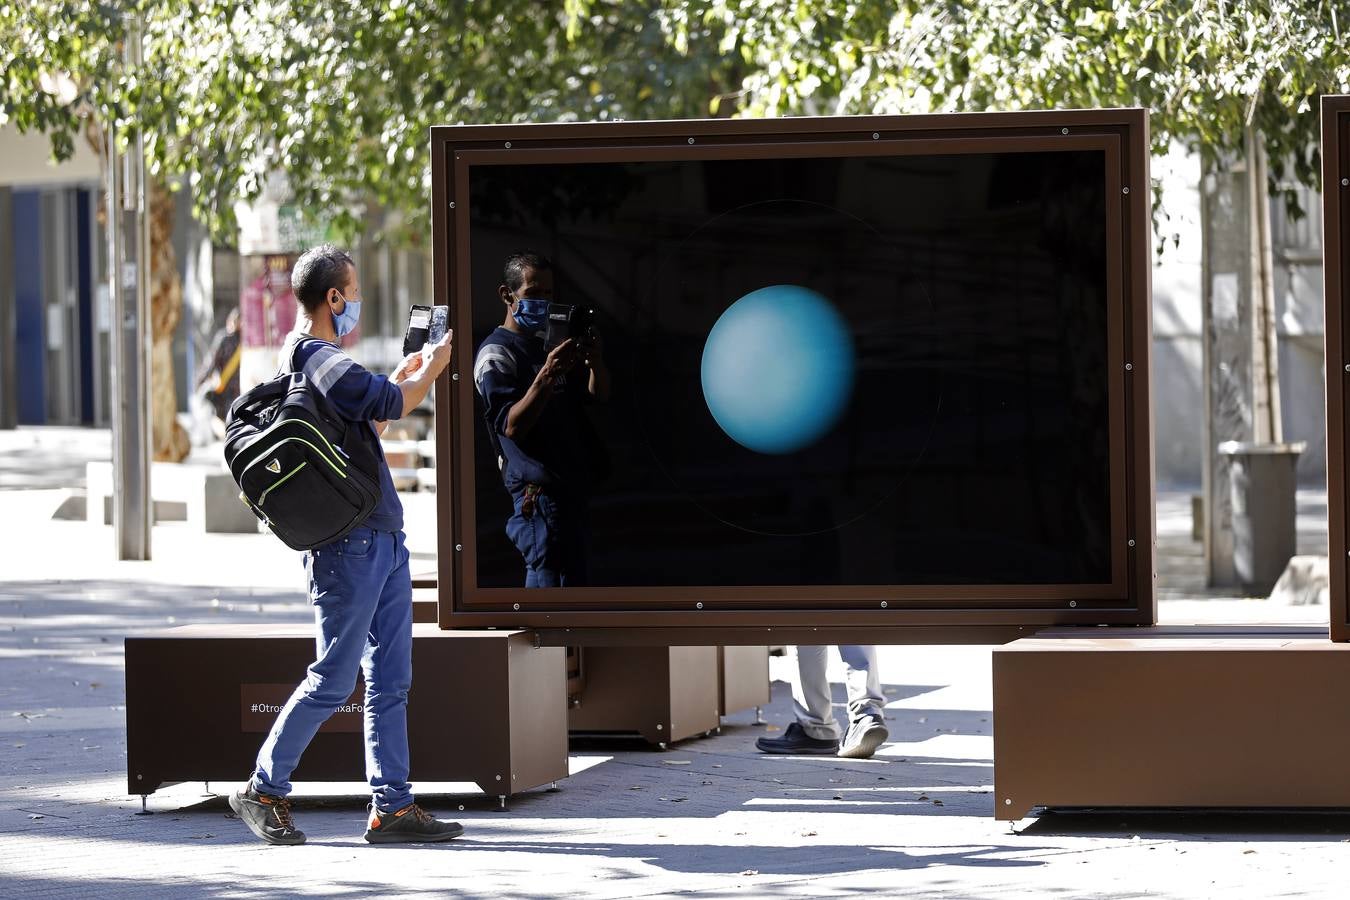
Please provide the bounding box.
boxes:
[1217,441,1306,594]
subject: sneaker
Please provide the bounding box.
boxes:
[838,714,889,759]
[364,803,464,844]
[229,783,306,845]
[755,722,840,755]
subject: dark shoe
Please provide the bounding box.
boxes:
[229,783,306,845]
[838,713,889,759]
[364,803,464,844]
[755,722,840,755]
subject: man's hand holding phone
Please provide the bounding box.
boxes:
[392,328,452,382]
[391,352,424,385]
[423,331,454,377]
[386,330,453,422]
[535,337,580,392]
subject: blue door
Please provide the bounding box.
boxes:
[76,189,94,424]
[12,190,44,424]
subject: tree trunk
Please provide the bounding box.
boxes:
[86,120,189,463]
[149,181,190,462]
[1200,132,1283,587]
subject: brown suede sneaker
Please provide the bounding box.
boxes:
[229,783,306,846]
[363,803,463,844]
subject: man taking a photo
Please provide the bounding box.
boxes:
[229,244,459,846]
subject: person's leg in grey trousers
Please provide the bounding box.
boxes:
[837,644,886,723]
[792,645,886,740]
[791,645,838,740]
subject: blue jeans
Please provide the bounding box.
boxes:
[253,526,414,812]
[505,487,589,587]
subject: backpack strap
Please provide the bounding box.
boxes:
[278,334,303,376]
[226,369,289,422]
[283,334,355,395]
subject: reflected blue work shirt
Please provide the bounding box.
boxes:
[279,332,405,532]
[473,326,593,497]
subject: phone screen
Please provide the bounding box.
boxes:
[402,305,432,355]
[427,306,449,345]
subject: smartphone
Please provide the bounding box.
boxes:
[402,304,448,355]
[402,305,431,355]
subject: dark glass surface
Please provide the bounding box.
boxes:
[467,151,1111,588]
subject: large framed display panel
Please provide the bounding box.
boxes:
[1325,95,1350,642]
[431,109,1155,639]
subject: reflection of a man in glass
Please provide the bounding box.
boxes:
[473,252,610,586]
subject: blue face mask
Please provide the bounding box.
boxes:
[332,292,362,338]
[511,297,550,335]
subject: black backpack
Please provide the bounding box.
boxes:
[223,342,382,550]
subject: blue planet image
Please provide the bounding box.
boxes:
[700,285,856,455]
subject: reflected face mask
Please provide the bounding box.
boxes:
[512,297,550,334]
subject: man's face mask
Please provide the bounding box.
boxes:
[511,296,550,335]
[332,291,362,337]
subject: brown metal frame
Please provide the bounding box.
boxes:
[1325,96,1350,642]
[431,109,1155,639]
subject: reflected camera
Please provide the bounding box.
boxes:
[545,303,595,351]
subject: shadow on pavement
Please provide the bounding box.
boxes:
[0,873,500,900]
[445,837,1047,876]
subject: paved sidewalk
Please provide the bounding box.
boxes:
[0,426,112,490]
[0,430,1341,897]
[2,579,1344,899]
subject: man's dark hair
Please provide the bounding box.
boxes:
[292,244,354,313]
[503,251,552,294]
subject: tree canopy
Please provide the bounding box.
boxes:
[1,1,738,242]
[660,0,1350,206]
[4,1,1348,243]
